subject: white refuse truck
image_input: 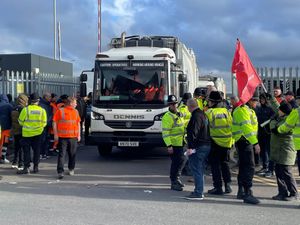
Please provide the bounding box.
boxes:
[197,75,226,97]
[80,34,199,156]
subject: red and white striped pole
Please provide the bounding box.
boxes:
[98,0,101,53]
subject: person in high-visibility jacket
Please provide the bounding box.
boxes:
[193,87,207,111]
[162,95,186,191]
[17,93,47,174]
[232,96,261,204]
[178,92,192,128]
[277,103,300,176]
[206,91,233,195]
[53,96,81,179]
[178,92,192,176]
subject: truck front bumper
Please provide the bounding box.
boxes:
[87,132,165,147]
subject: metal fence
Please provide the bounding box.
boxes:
[257,67,300,95]
[0,70,80,100]
[232,67,300,95]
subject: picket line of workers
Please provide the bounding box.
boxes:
[162,86,299,204]
[0,93,81,179]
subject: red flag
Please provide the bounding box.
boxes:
[231,39,262,104]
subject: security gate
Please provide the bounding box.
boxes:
[0,70,80,100]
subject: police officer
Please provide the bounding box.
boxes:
[162,95,186,191]
[178,92,192,176]
[17,93,47,174]
[232,96,260,204]
[178,93,192,127]
[206,91,233,195]
[193,88,207,111]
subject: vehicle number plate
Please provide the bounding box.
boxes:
[118,141,139,147]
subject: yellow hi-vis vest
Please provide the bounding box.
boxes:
[232,105,258,145]
[178,103,191,128]
[195,98,207,111]
[18,105,47,137]
[206,107,233,148]
[162,111,185,147]
[278,107,300,150]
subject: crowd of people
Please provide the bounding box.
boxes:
[162,85,300,204]
[0,91,92,179]
[1,85,300,205]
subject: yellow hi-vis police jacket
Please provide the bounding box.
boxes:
[178,103,191,128]
[162,111,185,147]
[195,98,207,111]
[232,105,258,145]
[206,107,233,148]
[18,105,47,137]
[278,107,300,150]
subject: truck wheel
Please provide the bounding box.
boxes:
[98,145,112,157]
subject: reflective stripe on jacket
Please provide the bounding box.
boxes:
[162,111,185,147]
[278,107,300,150]
[54,106,80,138]
[232,105,258,145]
[178,103,191,128]
[18,105,47,137]
[206,107,233,148]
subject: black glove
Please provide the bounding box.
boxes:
[271,127,279,134]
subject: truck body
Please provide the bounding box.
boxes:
[198,75,226,97]
[87,35,199,156]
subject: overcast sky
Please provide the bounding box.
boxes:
[1,0,300,91]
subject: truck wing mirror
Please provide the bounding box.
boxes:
[80,73,88,82]
[80,83,87,97]
[178,74,187,82]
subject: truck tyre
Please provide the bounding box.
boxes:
[98,145,112,157]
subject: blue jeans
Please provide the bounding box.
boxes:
[189,144,211,195]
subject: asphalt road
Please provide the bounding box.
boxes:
[0,145,300,225]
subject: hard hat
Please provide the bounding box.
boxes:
[167,95,178,104]
[207,91,222,102]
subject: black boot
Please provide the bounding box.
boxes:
[175,179,185,187]
[237,185,245,199]
[171,181,183,191]
[225,183,232,194]
[208,187,223,195]
[243,189,260,204]
[33,165,39,174]
[17,167,30,175]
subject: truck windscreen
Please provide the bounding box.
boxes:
[94,61,168,106]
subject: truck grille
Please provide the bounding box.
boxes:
[104,121,154,129]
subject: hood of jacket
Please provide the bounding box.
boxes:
[0,94,9,103]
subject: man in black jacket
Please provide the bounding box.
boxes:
[185,99,211,200]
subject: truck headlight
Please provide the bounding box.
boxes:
[154,113,165,121]
[92,112,105,120]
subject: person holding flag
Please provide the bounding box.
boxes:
[231,39,262,204]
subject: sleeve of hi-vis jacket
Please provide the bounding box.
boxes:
[41,108,47,128]
[278,108,298,134]
[236,108,258,145]
[162,114,173,147]
[18,107,27,126]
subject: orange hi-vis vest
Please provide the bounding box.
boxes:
[55,106,80,138]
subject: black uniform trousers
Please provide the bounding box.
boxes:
[236,137,255,191]
[209,141,231,188]
[22,134,42,169]
[13,134,24,167]
[57,138,78,173]
[275,164,298,196]
[169,146,185,182]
